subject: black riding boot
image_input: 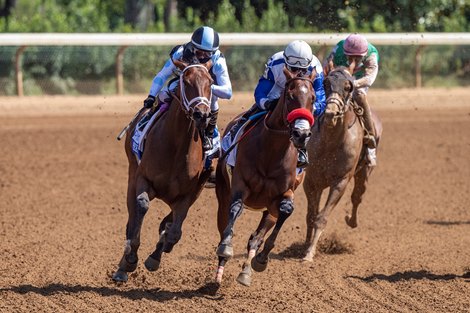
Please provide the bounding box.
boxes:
[203,110,218,151]
[297,148,309,169]
[228,104,261,140]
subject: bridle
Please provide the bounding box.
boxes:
[176,64,212,119]
[324,70,354,120]
[264,75,314,134]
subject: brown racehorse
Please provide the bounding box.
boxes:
[112,61,214,282]
[302,66,383,262]
[215,68,316,286]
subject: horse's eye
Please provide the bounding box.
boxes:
[344,81,351,92]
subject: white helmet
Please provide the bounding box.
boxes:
[283,40,313,69]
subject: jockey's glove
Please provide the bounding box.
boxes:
[265,99,278,111]
[143,95,156,108]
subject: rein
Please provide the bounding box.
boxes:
[264,75,313,135]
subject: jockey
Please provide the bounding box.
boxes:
[228,40,326,169]
[324,33,379,166]
[142,26,232,151]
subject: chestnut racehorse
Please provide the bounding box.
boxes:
[215,68,316,286]
[112,61,214,282]
[302,66,382,261]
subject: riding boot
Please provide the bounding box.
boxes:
[228,104,260,140]
[297,148,309,169]
[355,93,376,148]
[203,110,218,151]
[356,93,377,166]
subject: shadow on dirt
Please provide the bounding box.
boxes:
[346,270,470,283]
[425,220,470,226]
[0,282,223,301]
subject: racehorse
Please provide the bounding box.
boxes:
[112,60,214,282]
[302,66,382,262]
[215,67,316,286]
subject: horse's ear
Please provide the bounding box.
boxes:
[203,59,213,70]
[310,67,317,81]
[324,59,334,76]
[283,66,295,80]
[172,58,188,71]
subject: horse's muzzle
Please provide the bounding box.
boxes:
[324,109,339,128]
[290,119,312,148]
[192,108,210,130]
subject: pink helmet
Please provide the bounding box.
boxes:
[344,33,368,56]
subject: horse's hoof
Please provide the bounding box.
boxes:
[144,256,160,272]
[236,272,252,287]
[216,244,233,258]
[112,270,128,282]
[118,255,138,272]
[251,255,268,272]
[345,215,358,228]
[302,256,313,262]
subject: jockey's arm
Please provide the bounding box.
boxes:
[211,57,232,99]
[254,67,276,110]
[313,71,327,116]
[354,53,379,89]
[148,57,176,97]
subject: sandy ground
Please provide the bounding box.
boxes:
[0,89,469,312]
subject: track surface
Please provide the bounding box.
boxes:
[1,89,469,312]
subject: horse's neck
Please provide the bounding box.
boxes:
[163,97,197,146]
[265,100,287,130]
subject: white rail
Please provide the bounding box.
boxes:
[2,32,469,95]
[1,32,469,46]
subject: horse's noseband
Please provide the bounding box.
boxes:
[326,93,347,118]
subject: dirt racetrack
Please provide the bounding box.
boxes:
[0,89,469,312]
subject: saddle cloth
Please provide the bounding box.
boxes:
[132,107,221,168]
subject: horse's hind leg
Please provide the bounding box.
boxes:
[113,175,152,282]
[252,196,294,273]
[237,211,276,286]
[213,163,235,283]
[346,165,370,228]
[145,212,173,272]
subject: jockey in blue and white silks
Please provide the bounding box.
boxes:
[142,26,232,152]
[226,40,326,169]
[254,49,326,117]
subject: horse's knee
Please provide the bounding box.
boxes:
[280,198,294,215]
[136,193,149,216]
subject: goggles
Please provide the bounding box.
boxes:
[192,47,214,60]
[283,53,311,68]
[286,64,308,75]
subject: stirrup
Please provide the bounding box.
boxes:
[202,136,213,151]
[297,149,309,169]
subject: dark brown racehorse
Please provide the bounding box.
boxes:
[215,68,316,286]
[302,66,382,261]
[112,61,214,282]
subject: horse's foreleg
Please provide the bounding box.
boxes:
[303,185,322,246]
[346,165,369,228]
[236,211,276,286]
[113,176,151,282]
[216,194,244,259]
[163,200,191,253]
[304,177,349,262]
[252,197,294,272]
[145,212,173,272]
